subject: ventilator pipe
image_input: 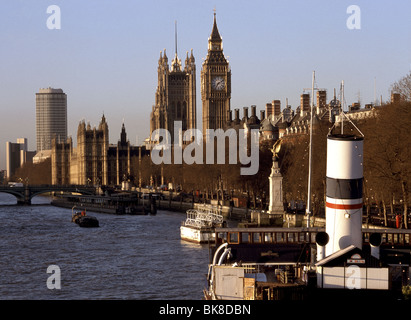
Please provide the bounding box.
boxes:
[217,248,232,265]
[369,233,382,260]
[315,231,329,262]
[208,242,229,300]
[212,242,228,265]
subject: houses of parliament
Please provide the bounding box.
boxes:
[150,12,231,142]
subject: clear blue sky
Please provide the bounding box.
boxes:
[0,0,410,170]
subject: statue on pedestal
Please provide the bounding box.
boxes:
[268,139,284,215]
[271,139,282,161]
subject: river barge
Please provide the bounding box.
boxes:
[52,193,157,215]
[180,204,225,244]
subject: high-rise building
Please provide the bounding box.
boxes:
[201,12,231,140]
[36,88,67,152]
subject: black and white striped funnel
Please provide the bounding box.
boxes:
[325,134,363,256]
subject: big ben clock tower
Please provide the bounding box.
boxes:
[201,12,231,141]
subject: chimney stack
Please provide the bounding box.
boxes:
[243,107,249,120]
[260,110,265,120]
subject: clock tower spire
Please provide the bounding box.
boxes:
[201,11,231,141]
[209,10,222,50]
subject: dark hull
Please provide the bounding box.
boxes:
[74,216,99,228]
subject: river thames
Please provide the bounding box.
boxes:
[0,193,210,300]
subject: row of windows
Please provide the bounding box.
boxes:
[218,231,316,245]
[363,232,411,245]
[217,230,411,246]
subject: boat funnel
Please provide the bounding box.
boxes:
[325,134,364,257]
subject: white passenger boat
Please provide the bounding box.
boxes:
[180,205,225,244]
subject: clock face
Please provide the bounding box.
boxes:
[212,76,225,91]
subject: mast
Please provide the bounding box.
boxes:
[306,71,315,227]
[374,77,376,106]
[171,20,181,71]
[328,80,364,138]
[341,80,344,134]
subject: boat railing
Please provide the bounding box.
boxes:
[184,208,224,227]
[184,217,211,228]
[196,204,222,214]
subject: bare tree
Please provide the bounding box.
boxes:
[390,71,411,101]
[362,99,411,228]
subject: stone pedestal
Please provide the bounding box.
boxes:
[268,160,284,215]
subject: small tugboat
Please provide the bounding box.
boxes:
[71,207,99,228]
[180,204,225,244]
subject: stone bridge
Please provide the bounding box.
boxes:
[0,185,96,205]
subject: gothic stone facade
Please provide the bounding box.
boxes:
[51,115,147,186]
[150,48,196,143]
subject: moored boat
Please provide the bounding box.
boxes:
[180,204,225,244]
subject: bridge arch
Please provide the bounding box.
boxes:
[0,185,96,205]
[0,189,27,204]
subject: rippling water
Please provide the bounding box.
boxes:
[0,193,210,300]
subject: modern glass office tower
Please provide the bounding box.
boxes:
[35,88,67,151]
